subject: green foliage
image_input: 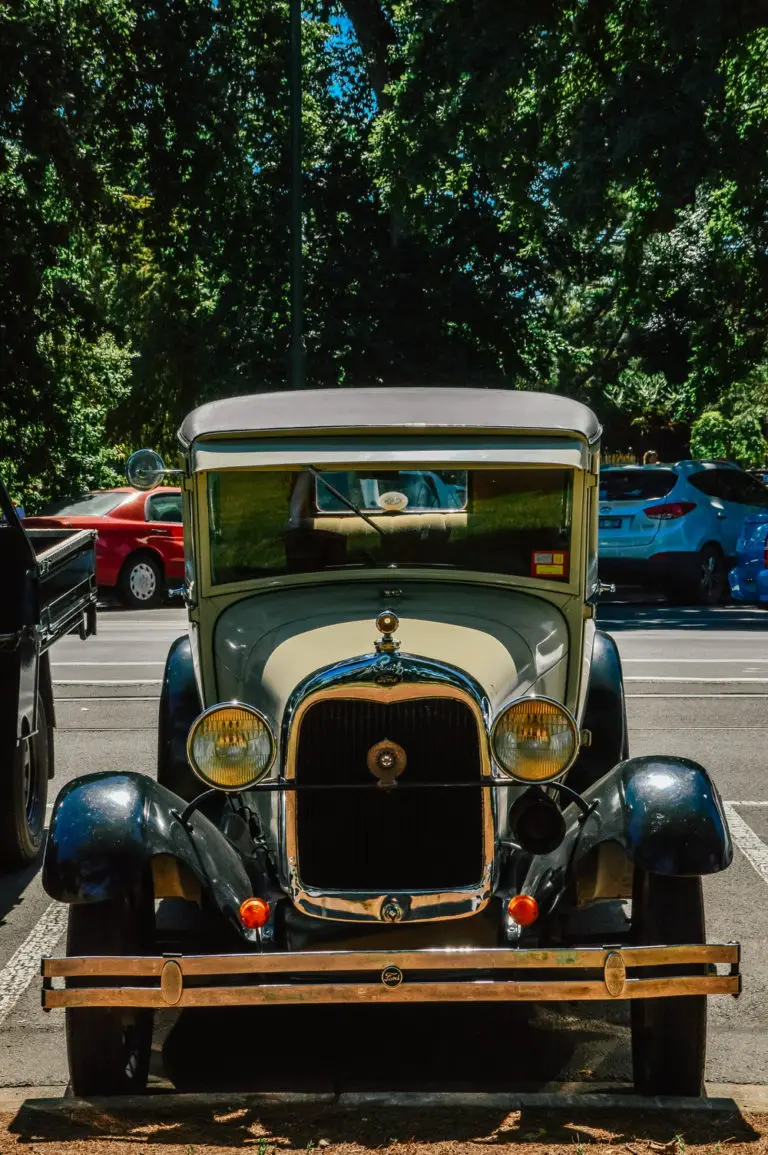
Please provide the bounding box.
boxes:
[605,361,681,434]
[6,0,768,502]
[690,411,731,460]
[728,413,768,467]
[690,409,768,466]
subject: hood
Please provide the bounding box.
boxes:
[213,581,570,727]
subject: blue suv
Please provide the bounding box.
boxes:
[598,460,768,603]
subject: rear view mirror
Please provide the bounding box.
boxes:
[127,450,166,491]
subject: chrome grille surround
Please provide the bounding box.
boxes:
[282,651,495,923]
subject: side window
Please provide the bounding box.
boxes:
[688,471,734,500]
[724,473,768,508]
[146,493,183,523]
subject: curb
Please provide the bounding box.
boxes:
[3,1084,768,1115]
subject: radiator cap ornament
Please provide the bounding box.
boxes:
[375,611,400,654]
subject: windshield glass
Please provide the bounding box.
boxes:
[39,492,129,517]
[207,467,573,584]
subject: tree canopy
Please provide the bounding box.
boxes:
[4,0,768,504]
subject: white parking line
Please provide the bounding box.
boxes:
[0,904,67,1029]
[625,677,768,683]
[52,662,166,667]
[623,658,768,663]
[53,679,163,686]
[725,804,768,887]
[56,696,161,702]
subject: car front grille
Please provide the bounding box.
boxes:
[294,696,484,891]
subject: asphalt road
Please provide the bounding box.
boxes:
[0,601,767,1095]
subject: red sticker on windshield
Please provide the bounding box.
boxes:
[531,550,568,578]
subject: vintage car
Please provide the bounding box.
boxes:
[41,389,739,1097]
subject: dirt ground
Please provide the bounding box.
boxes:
[0,1103,767,1155]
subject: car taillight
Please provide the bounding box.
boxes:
[643,502,696,520]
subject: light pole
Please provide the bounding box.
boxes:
[289,0,304,390]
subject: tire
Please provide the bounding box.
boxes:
[630,871,706,1096]
[0,694,49,870]
[118,552,164,610]
[666,546,726,606]
[66,890,155,1096]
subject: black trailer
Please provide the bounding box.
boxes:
[0,479,97,869]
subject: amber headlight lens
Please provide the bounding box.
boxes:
[187,704,275,791]
[492,697,578,783]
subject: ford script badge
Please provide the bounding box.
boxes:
[381,965,404,988]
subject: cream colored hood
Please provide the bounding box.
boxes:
[213,581,569,726]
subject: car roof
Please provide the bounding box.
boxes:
[601,460,742,473]
[177,388,601,447]
[93,487,182,496]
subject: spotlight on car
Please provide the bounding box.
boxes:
[508,786,566,855]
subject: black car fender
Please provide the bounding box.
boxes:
[42,771,255,935]
[158,635,202,801]
[527,754,732,915]
[566,629,628,794]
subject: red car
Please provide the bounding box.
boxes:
[23,488,184,609]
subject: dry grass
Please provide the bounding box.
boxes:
[1,1103,767,1155]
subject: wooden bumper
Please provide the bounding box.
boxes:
[41,943,741,1009]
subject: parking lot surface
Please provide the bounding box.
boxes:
[0,601,766,1094]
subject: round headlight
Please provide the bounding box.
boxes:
[187,704,275,791]
[491,697,578,783]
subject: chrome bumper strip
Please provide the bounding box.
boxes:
[42,943,740,1008]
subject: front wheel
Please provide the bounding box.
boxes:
[630,871,706,1096]
[0,694,49,870]
[66,891,155,1096]
[118,553,164,609]
[667,546,726,606]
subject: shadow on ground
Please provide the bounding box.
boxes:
[0,849,45,927]
[597,603,768,632]
[159,1001,630,1093]
[7,1099,761,1151]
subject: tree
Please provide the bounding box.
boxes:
[0,0,136,506]
[690,409,768,466]
[8,0,768,502]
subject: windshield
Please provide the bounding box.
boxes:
[599,469,677,502]
[207,467,573,584]
[39,492,128,517]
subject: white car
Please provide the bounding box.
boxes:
[598,460,768,603]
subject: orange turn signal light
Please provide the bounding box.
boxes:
[507,894,539,926]
[239,897,271,929]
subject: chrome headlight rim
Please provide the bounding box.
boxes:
[490,694,580,784]
[186,701,276,792]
